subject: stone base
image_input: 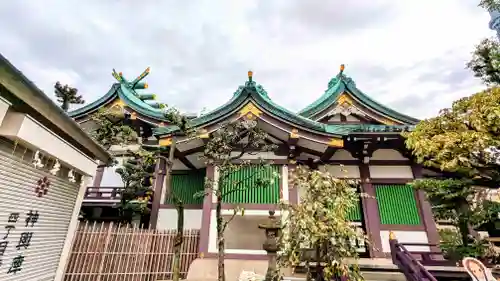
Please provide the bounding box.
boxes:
[184,257,406,281]
[186,258,270,281]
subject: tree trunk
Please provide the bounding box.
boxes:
[216,195,225,281]
[165,140,186,280]
[61,100,69,112]
[458,201,471,247]
[172,197,184,281]
[315,244,322,281]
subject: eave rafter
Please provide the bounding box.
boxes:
[155,91,351,167]
[343,134,409,162]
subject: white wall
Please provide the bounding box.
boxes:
[0,110,97,175]
[208,210,277,255]
[369,166,413,178]
[0,97,10,125]
[371,149,408,161]
[229,151,287,160]
[380,230,429,252]
[156,209,203,230]
[331,149,357,160]
[320,165,360,178]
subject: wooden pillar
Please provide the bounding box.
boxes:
[92,163,105,187]
[198,164,215,255]
[287,164,298,204]
[359,163,384,257]
[149,155,167,229]
[411,164,440,251]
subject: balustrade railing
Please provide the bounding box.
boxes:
[83,186,123,202]
[389,233,439,281]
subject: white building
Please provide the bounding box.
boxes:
[0,54,111,281]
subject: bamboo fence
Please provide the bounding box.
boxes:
[63,221,200,281]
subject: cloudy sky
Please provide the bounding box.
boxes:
[0,0,495,118]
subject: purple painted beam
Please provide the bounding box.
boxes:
[359,164,384,258]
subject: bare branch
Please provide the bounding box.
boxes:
[221,208,241,232]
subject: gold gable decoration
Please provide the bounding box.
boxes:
[239,102,262,120]
[328,138,344,148]
[198,129,209,139]
[381,118,397,126]
[336,93,353,106]
[159,138,172,147]
[106,99,126,115]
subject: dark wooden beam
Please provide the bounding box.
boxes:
[200,134,210,145]
[287,130,299,160]
[320,146,337,162]
[288,129,299,146]
[296,146,323,158]
[181,145,205,156]
[174,149,197,170]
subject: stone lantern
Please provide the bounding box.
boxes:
[258,210,282,281]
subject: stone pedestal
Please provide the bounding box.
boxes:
[258,210,282,281]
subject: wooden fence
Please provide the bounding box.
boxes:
[63,221,200,281]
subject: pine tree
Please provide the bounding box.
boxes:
[54,81,85,111]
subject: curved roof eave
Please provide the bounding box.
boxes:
[117,84,168,121]
[297,72,420,125]
[345,82,420,125]
[297,79,344,118]
[68,84,120,119]
[154,80,351,138]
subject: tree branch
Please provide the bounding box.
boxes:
[221,208,240,233]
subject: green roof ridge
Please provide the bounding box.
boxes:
[69,68,172,121]
[154,77,351,137]
[68,84,119,118]
[297,75,343,117]
[298,68,419,125]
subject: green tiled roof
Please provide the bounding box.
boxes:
[68,84,119,118]
[69,68,169,121]
[298,69,419,125]
[154,78,354,137]
[69,68,418,137]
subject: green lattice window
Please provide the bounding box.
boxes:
[164,169,206,204]
[375,184,421,225]
[347,201,362,222]
[221,165,280,204]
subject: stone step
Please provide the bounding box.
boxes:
[283,271,406,281]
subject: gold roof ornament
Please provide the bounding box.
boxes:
[328,138,344,147]
[159,137,172,147]
[248,70,253,82]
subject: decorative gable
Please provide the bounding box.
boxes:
[298,65,419,126]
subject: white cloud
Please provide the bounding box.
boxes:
[0,0,495,119]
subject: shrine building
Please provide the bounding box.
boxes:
[70,65,440,260]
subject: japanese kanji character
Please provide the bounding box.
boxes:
[7,255,24,274]
[0,241,8,256]
[2,225,14,240]
[7,213,19,223]
[25,210,39,227]
[16,232,33,250]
